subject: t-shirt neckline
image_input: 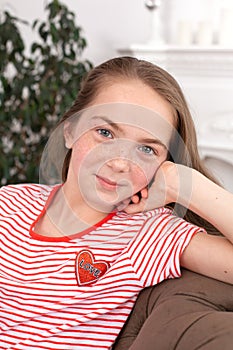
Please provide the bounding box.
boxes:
[30,185,116,242]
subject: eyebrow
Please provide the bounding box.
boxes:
[90,116,125,133]
[90,115,167,149]
[137,137,167,149]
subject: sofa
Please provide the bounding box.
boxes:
[113,269,233,349]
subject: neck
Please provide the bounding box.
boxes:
[35,185,114,239]
[60,183,113,227]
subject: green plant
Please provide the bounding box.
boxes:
[0,0,93,185]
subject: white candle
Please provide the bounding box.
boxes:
[196,21,213,46]
[218,8,233,46]
[177,20,193,45]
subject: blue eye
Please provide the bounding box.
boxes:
[138,145,155,155]
[97,128,113,138]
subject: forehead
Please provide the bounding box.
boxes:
[90,79,175,126]
[70,103,175,148]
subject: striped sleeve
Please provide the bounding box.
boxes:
[126,212,205,287]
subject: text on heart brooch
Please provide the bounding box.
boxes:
[75,250,110,286]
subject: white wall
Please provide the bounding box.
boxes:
[1,0,228,65]
[0,0,152,65]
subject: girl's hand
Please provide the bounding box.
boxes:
[116,187,149,212]
[120,161,181,214]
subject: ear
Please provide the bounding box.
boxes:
[63,121,74,149]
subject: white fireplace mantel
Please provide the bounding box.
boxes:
[118,45,233,191]
[118,45,233,77]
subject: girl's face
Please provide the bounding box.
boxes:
[64,79,175,213]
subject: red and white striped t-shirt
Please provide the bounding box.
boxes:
[0,184,204,349]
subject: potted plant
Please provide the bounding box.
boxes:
[0,0,93,185]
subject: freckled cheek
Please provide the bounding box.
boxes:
[71,145,86,165]
[131,163,158,190]
[71,137,98,165]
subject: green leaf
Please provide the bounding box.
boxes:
[0,0,93,184]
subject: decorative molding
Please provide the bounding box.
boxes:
[199,144,233,165]
[118,45,233,77]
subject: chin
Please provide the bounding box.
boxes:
[84,194,116,214]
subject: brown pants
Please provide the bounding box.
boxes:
[113,269,233,349]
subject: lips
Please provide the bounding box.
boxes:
[96,174,125,191]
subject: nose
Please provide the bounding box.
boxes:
[104,139,133,172]
[106,157,130,173]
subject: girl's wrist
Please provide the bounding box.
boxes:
[162,162,182,204]
[165,163,194,207]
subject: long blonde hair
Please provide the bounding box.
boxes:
[59,56,220,233]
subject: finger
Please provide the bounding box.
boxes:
[131,194,140,204]
[140,188,148,199]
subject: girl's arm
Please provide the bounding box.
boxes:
[124,161,233,240]
[173,164,233,283]
[180,230,233,284]
[123,161,233,284]
[166,162,233,240]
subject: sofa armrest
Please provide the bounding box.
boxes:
[113,269,233,350]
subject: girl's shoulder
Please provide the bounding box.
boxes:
[118,206,201,234]
[120,206,173,221]
[115,207,175,232]
[0,183,54,198]
[0,184,58,214]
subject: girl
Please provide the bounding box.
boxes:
[1,56,233,350]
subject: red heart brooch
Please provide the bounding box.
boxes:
[76,250,110,286]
